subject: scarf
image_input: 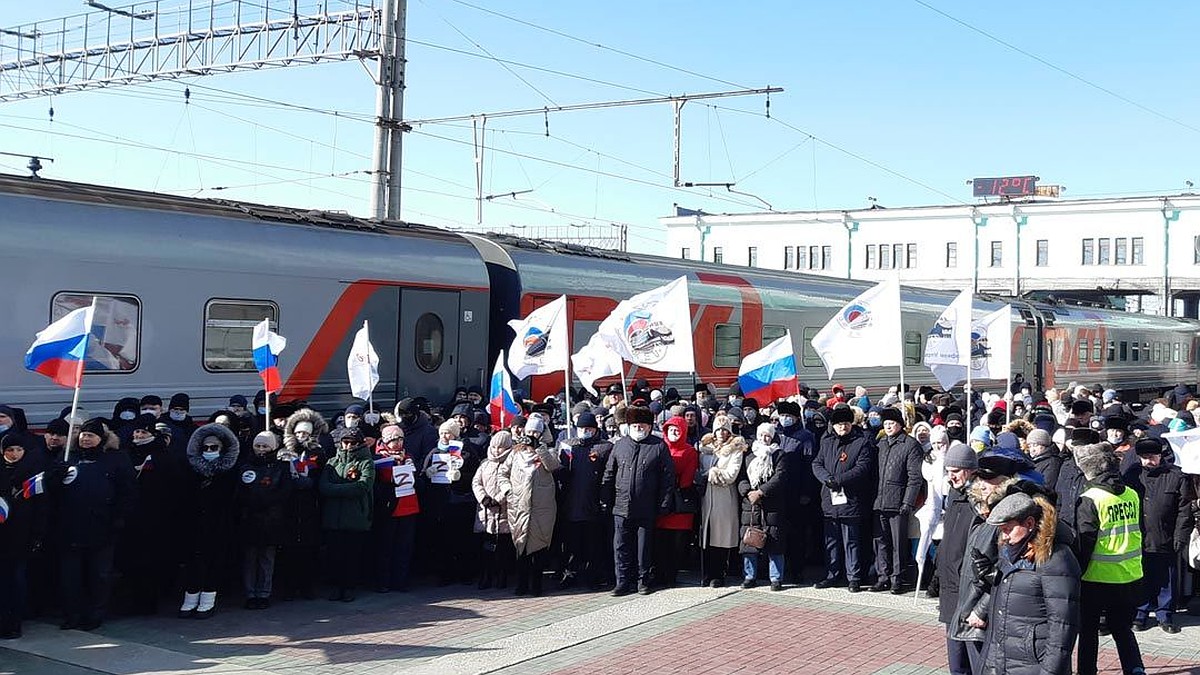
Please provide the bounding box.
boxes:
[747,440,777,488]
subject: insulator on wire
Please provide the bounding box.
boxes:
[184,87,191,104]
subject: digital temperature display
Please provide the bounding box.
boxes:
[972,176,1038,197]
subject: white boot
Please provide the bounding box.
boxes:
[178,592,200,618]
[195,591,217,619]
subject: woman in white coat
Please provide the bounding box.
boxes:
[698,415,745,587]
[499,418,561,596]
[472,431,514,590]
[914,425,949,596]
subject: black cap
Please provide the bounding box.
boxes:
[229,394,248,407]
[1134,438,1164,456]
[332,427,364,444]
[829,405,855,425]
[140,395,162,407]
[576,412,598,428]
[606,384,623,395]
[169,393,190,410]
[80,417,107,437]
[46,418,71,435]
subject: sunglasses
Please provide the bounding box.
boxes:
[203,444,222,451]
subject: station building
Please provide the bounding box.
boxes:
[660,193,1200,318]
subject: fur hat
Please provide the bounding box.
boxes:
[611,404,628,425]
[1103,416,1129,432]
[1070,399,1094,416]
[828,405,855,425]
[1134,438,1164,456]
[775,401,802,417]
[1073,442,1117,480]
[880,407,905,425]
[626,406,655,426]
[1068,427,1100,446]
[943,441,977,470]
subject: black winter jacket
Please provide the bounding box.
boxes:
[1031,451,1064,497]
[601,434,675,521]
[1126,463,1194,553]
[55,446,137,549]
[777,424,819,508]
[873,432,924,512]
[236,455,294,546]
[982,541,1080,675]
[812,427,874,520]
[937,485,978,624]
[0,455,49,559]
[1054,452,1085,535]
[737,450,791,554]
[950,520,999,642]
[562,436,613,522]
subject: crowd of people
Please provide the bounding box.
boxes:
[0,379,1198,675]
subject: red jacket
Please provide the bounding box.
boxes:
[657,417,699,531]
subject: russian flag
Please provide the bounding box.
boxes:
[252,319,287,394]
[737,331,799,403]
[21,472,46,499]
[0,497,9,523]
[488,351,520,430]
[290,454,318,477]
[24,305,95,388]
[373,455,397,470]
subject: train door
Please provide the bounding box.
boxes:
[398,289,461,402]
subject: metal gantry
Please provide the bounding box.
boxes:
[0,0,384,103]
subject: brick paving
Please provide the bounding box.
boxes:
[4,579,1199,674]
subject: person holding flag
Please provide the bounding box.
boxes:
[0,433,50,639]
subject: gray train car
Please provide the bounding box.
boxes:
[1,176,490,422]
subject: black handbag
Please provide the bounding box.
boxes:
[673,485,700,514]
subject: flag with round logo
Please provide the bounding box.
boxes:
[810,278,902,379]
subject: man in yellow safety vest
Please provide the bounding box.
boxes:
[1072,441,1145,675]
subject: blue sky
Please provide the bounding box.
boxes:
[3,1,1200,252]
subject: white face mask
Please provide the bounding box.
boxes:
[119,410,137,421]
[169,410,187,422]
[618,423,629,438]
[202,450,221,461]
[141,409,158,417]
[133,436,154,446]
[1106,430,1124,444]
[629,426,650,442]
[344,417,360,429]
[778,415,796,428]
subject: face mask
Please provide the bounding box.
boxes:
[257,406,267,415]
[119,410,137,421]
[0,424,9,435]
[344,417,359,429]
[468,395,482,405]
[728,397,742,408]
[803,410,814,421]
[618,423,629,437]
[868,417,881,428]
[580,428,596,440]
[202,450,221,461]
[133,436,154,446]
[629,427,649,442]
[666,428,682,442]
[169,410,187,422]
[743,409,757,422]
[778,416,796,428]
[1106,430,1124,444]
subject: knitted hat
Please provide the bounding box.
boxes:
[80,418,107,437]
[880,407,905,425]
[576,412,598,429]
[169,393,190,410]
[345,404,365,416]
[490,430,514,450]
[756,422,777,439]
[995,432,1020,451]
[523,416,545,435]
[438,419,462,438]
[46,418,71,435]
[252,431,278,450]
[986,492,1040,525]
[626,406,655,426]
[1102,389,1117,403]
[943,441,978,470]
[1026,429,1052,447]
[1073,442,1116,480]
[828,405,855,425]
[332,427,363,444]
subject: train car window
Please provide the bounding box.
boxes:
[713,324,741,368]
[1144,342,1151,363]
[1107,341,1115,362]
[1131,342,1139,362]
[414,313,444,373]
[1174,343,1182,362]
[801,327,822,368]
[1077,340,1089,365]
[1119,341,1128,361]
[1153,342,1162,363]
[1024,339,1033,365]
[203,300,279,372]
[904,330,922,366]
[50,293,141,373]
[761,324,788,345]
[1092,339,1102,363]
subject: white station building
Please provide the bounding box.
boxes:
[660,191,1200,318]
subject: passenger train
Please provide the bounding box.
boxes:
[3,174,1198,423]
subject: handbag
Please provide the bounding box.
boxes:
[674,485,700,514]
[742,504,767,549]
[1188,528,1200,570]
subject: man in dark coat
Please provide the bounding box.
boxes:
[1026,428,1062,493]
[560,412,614,589]
[0,433,49,638]
[601,406,675,596]
[395,398,438,467]
[937,442,978,675]
[811,405,874,592]
[161,393,196,454]
[775,400,820,582]
[1126,438,1195,634]
[1055,427,1099,537]
[871,407,925,594]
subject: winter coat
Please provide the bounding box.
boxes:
[1074,472,1138,574]
[937,485,978,624]
[699,433,744,549]
[373,453,419,519]
[737,448,790,555]
[812,426,875,520]
[281,409,330,546]
[0,454,49,559]
[1126,462,1195,553]
[1054,451,1085,535]
[602,433,676,522]
[421,439,484,514]
[777,423,819,510]
[236,454,293,546]
[657,418,699,531]
[54,432,137,549]
[874,431,924,513]
[501,441,561,556]
[318,444,374,532]
[950,519,999,642]
[1031,451,1064,496]
[183,424,241,554]
[561,435,613,523]
[119,436,188,571]
[401,412,439,467]
[982,538,1080,675]
[473,445,512,534]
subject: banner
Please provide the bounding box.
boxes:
[347,321,380,401]
[924,289,973,389]
[571,332,625,395]
[810,278,902,378]
[1162,428,1200,475]
[929,304,1012,387]
[507,295,569,380]
[595,276,695,373]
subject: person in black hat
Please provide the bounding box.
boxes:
[775,400,819,582]
[602,406,674,596]
[161,393,195,454]
[1103,416,1133,458]
[393,398,438,467]
[1069,399,1095,428]
[42,417,72,463]
[1128,438,1194,635]
[139,395,164,419]
[1055,427,1100,535]
[603,383,624,409]
[812,405,874,592]
[560,411,614,590]
[694,383,714,411]
[871,406,924,594]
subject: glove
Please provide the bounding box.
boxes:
[970,549,997,585]
[899,504,913,517]
[424,466,439,480]
[825,479,841,492]
[481,495,497,509]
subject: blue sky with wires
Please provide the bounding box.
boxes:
[3,1,1200,252]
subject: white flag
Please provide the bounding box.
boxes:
[810,278,902,379]
[929,304,1012,386]
[1162,429,1200,475]
[347,321,380,401]
[924,289,973,389]
[595,276,695,373]
[572,332,624,395]
[507,295,569,379]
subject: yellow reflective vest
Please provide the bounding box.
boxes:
[1080,485,1143,584]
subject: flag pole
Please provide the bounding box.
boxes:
[620,362,629,403]
[64,296,98,464]
[564,360,572,440]
[365,320,375,417]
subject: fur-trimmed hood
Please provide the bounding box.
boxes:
[283,408,329,457]
[187,422,240,477]
[1027,495,1057,565]
[701,432,747,458]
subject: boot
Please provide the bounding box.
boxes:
[178,591,200,619]
[194,591,217,619]
[477,568,493,590]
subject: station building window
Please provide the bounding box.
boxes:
[680,247,690,260]
[783,246,794,269]
[1036,239,1048,266]
[1132,237,1144,265]
[1115,238,1128,265]
[203,299,278,372]
[893,244,904,269]
[748,246,758,267]
[866,244,877,270]
[712,247,723,264]
[946,242,957,268]
[798,246,810,270]
[906,243,918,268]
[51,292,141,373]
[881,244,893,270]
[821,245,831,270]
[1098,238,1110,265]
[990,241,1002,267]
[1082,238,1095,265]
